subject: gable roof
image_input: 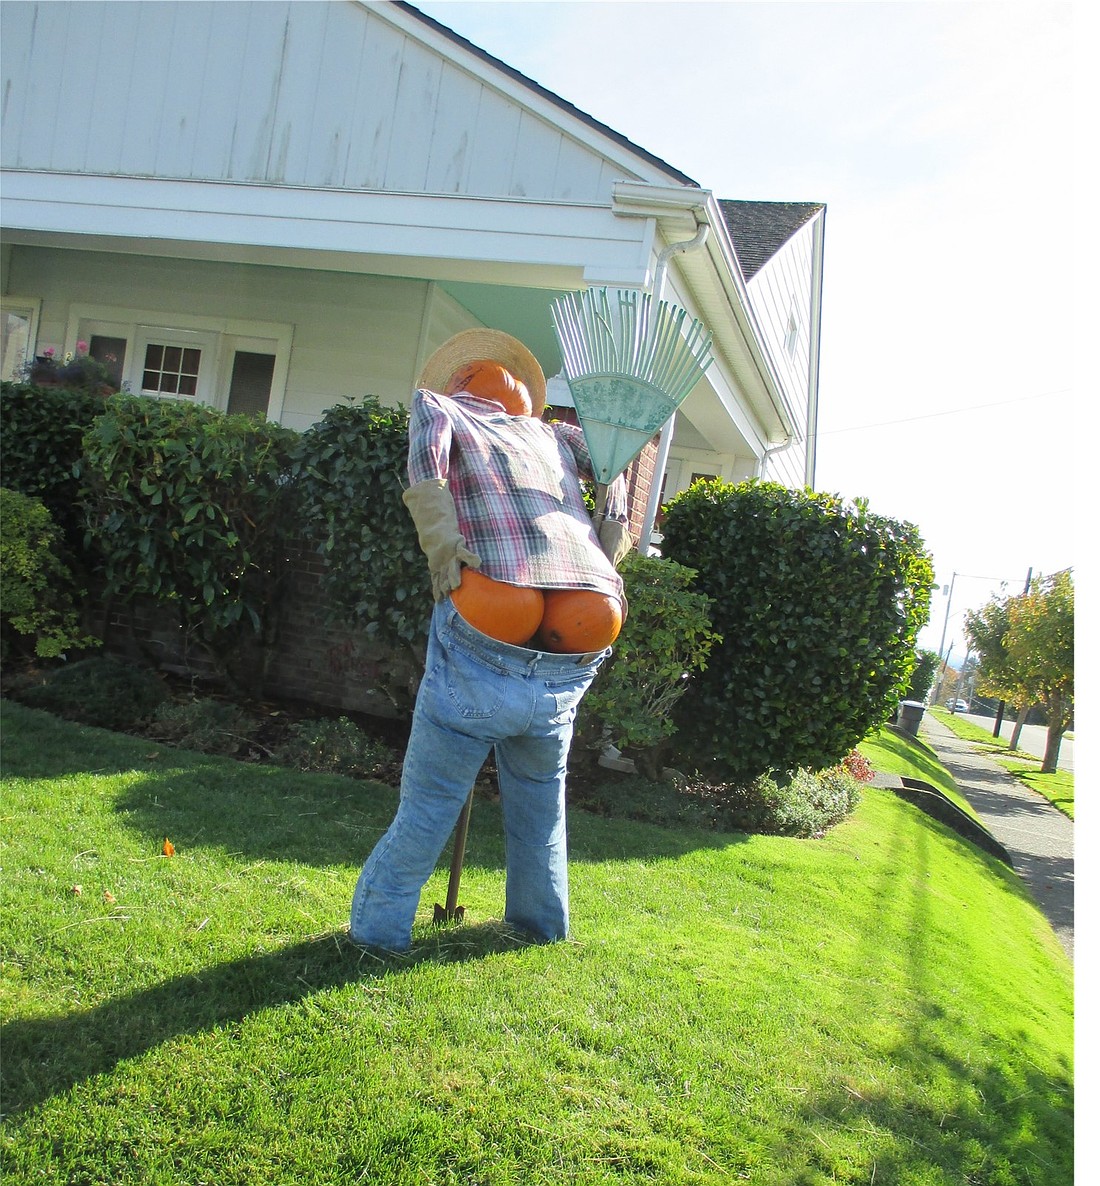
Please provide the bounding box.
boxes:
[718,200,825,280]
[396,1,699,189]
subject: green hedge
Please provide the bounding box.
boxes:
[660,479,934,781]
[78,394,299,693]
[289,397,428,651]
[0,382,111,555]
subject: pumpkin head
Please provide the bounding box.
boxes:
[451,569,545,645]
[444,359,533,417]
[533,588,622,654]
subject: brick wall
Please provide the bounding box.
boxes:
[101,542,424,719]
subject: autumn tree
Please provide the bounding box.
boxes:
[965,571,1074,772]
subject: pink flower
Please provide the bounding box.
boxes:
[76,340,88,353]
[44,347,55,358]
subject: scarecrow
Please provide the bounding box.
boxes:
[349,328,633,952]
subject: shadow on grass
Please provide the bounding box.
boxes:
[0,924,534,1117]
[1,701,746,872]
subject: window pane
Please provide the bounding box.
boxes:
[226,351,275,418]
[141,341,202,397]
[89,335,126,387]
[1,309,33,381]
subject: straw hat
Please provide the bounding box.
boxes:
[417,328,547,416]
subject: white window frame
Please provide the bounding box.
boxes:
[1,296,42,381]
[65,305,293,421]
[135,327,219,403]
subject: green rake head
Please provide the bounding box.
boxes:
[551,288,714,485]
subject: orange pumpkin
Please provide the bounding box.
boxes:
[451,569,545,645]
[444,360,533,417]
[533,588,622,654]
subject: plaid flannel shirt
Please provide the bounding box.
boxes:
[407,389,627,599]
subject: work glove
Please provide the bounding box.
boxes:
[402,479,482,601]
[598,518,634,569]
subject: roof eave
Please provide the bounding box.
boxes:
[612,181,795,444]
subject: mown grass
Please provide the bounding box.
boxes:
[929,708,1074,820]
[857,726,981,821]
[1,699,1073,1185]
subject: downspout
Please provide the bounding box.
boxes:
[638,224,710,552]
[759,435,796,481]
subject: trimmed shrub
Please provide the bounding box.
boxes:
[15,656,166,731]
[274,716,396,780]
[0,488,100,659]
[570,762,862,837]
[901,647,938,703]
[79,394,299,693]
[575,551,719,776]
[289,397,427,650]
[660,479,934,781]
[148,697,260,757]
[0,381,110,552]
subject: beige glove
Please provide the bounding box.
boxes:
[598,518,634,569]
[402,479,482,601]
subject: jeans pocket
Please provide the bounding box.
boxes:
[546,670,596,724]
[443,645,511,720]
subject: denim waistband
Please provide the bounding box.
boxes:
[438,601,609,677]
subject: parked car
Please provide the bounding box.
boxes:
[947,699,969,712]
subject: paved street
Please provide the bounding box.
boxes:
[948,711,1073,772]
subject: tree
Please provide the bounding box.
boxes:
[965,572,1074,772]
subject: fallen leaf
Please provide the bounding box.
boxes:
[103,890,117,903]
[162,838,175,857]
[71,884,83,896]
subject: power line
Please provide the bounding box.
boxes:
[818,387,1071,436]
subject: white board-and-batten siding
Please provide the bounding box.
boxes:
[1,1,639,203]
[5,243,472,431]
[743,220,821,488]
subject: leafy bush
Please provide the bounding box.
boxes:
[148,697,260,757]
[79,394,299,693]
[0,382,111,551]
[575,551,719,775]
[571,762,862,837]
[14,656,166,730]
[289,397,427,650]
[274,716,395,780]
[901,647,938,703]
[660,479,934,781]
[0,488,100,659]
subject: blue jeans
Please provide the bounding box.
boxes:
[349,599,607,952]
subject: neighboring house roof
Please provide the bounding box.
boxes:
[395,1,700,189]
[718,200,825,280]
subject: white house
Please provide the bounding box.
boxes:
[1,0,825,547]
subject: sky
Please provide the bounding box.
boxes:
[412,0,1086,665]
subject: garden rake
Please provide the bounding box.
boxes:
[551,286,714,522]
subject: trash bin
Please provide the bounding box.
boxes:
[897,700,926,737]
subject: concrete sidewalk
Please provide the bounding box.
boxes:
[916,713,1074,961]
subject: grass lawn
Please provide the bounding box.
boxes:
[857,727,981,822]
[929,709,1074,820]
[1,700,1073,1185]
